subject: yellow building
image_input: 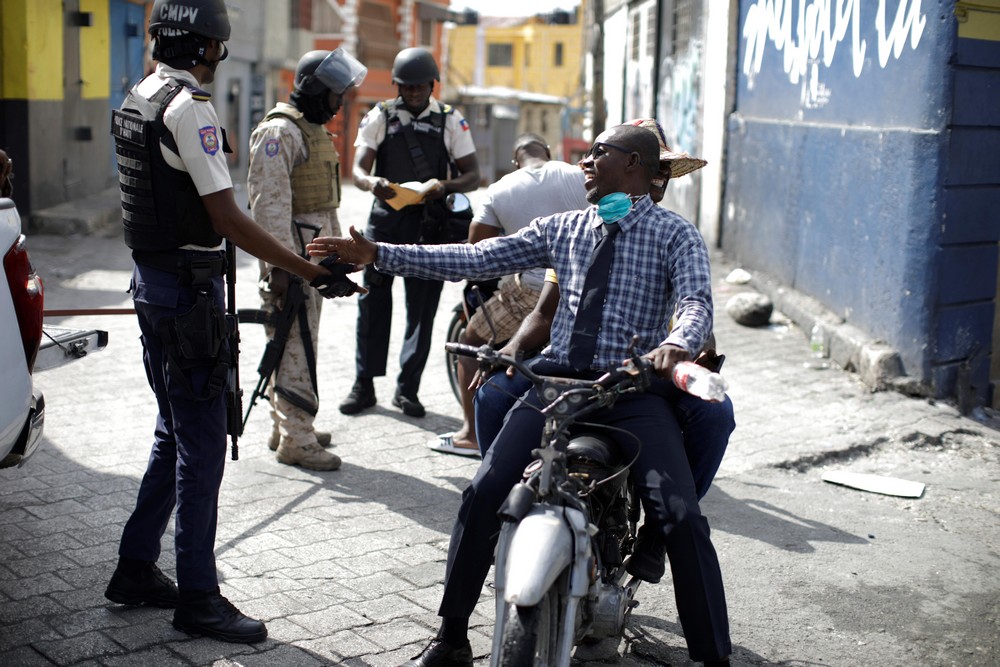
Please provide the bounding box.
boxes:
[445,11,586,100]
[442,7,588,181]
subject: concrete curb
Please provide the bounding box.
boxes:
[745,269,919,395]
[29,186,122,236]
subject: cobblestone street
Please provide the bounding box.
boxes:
[1,185,997,666]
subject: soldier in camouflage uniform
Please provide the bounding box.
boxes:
[247,48,367,470]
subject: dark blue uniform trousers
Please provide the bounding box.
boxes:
[441,359,732,661]
[117,261,227,592]
[356,214,443,398]
[355,272,443,397]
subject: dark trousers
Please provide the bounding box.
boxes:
[118,261,227,592]
[475,371,736,500]
[354,269,443,398]
[442,359,731,661]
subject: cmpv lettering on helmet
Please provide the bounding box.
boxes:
[160,5,200,24]
[200,126,219,154]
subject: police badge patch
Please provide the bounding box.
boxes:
[265,139,280,157]
[199,126,220,155]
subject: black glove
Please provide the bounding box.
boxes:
[310,256,362,298]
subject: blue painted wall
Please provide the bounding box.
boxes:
[722,0,1000,404]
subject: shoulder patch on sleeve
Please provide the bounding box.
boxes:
[459,118,470,132]
[264,138,280,157]
[199,126,220,155]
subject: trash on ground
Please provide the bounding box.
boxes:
[725,268,752,284]
[821,470,925,498]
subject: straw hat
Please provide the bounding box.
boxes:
[625,118,707,179]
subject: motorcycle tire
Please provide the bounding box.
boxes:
[445,307,466,407]
[499,588,561,667]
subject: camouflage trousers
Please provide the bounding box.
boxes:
[261,283,323,449]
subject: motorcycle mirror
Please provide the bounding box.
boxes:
[445,192,471,214]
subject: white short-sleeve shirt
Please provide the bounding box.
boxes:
[133,64,232,197]
[354,96,476,162]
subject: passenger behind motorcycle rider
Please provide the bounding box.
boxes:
[247,48,367,471]
[428,132,589,456]
[340,47,480,419]
[474,119,734,501]
[103,0,361,645]
[307,124,732,666]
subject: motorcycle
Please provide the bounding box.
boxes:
[445,340,655,666]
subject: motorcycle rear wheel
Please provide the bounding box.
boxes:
[499,588,561,667]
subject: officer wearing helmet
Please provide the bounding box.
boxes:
[105,0,359,644]
[342,47,480,419]
[247,48,368,471]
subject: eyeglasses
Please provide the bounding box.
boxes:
[582,142,641,164]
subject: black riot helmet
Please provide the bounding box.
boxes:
[148,0,230,40]
[149,0,230,70]
[295,49,368,96]
[391,47,439,85]
[290,49,367,125]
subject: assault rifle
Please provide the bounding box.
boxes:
[224,241,243,461]
[238,221,321,429]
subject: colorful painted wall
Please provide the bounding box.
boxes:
[722,0,1000,406]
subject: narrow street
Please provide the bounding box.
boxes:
[1,184,997,666]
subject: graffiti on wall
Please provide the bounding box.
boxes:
[742,0,927,107]
[659,39,702,155]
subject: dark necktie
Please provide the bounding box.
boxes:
[567,222,620,371]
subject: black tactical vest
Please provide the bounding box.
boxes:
[111,79,223,252]
[374,99,450,197]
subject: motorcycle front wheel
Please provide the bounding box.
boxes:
[445,307,466,407]
[499,587,561,667]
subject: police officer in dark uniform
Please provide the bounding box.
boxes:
[340,47,480,418]
[104,0,359,643]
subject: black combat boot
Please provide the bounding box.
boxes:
[104,558,178,608]
[340,377,376,415]
[172,587,267,644]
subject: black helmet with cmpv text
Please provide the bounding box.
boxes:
[148,0,231,41]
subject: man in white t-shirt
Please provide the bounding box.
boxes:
[429,133,588,456]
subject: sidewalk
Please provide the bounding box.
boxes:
[1,185,997,666]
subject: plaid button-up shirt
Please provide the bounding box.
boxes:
[376,195,713,370]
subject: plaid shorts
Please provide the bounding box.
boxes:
[465,274,542,343]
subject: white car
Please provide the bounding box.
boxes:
[0,197,106,468]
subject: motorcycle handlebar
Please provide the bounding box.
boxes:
[444,342,653,393]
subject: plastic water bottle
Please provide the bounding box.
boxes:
[810,324,825,358]
[673,361,728,402]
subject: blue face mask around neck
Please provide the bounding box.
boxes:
[596,192,633,223]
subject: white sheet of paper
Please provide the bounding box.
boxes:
[821,470,925,498]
